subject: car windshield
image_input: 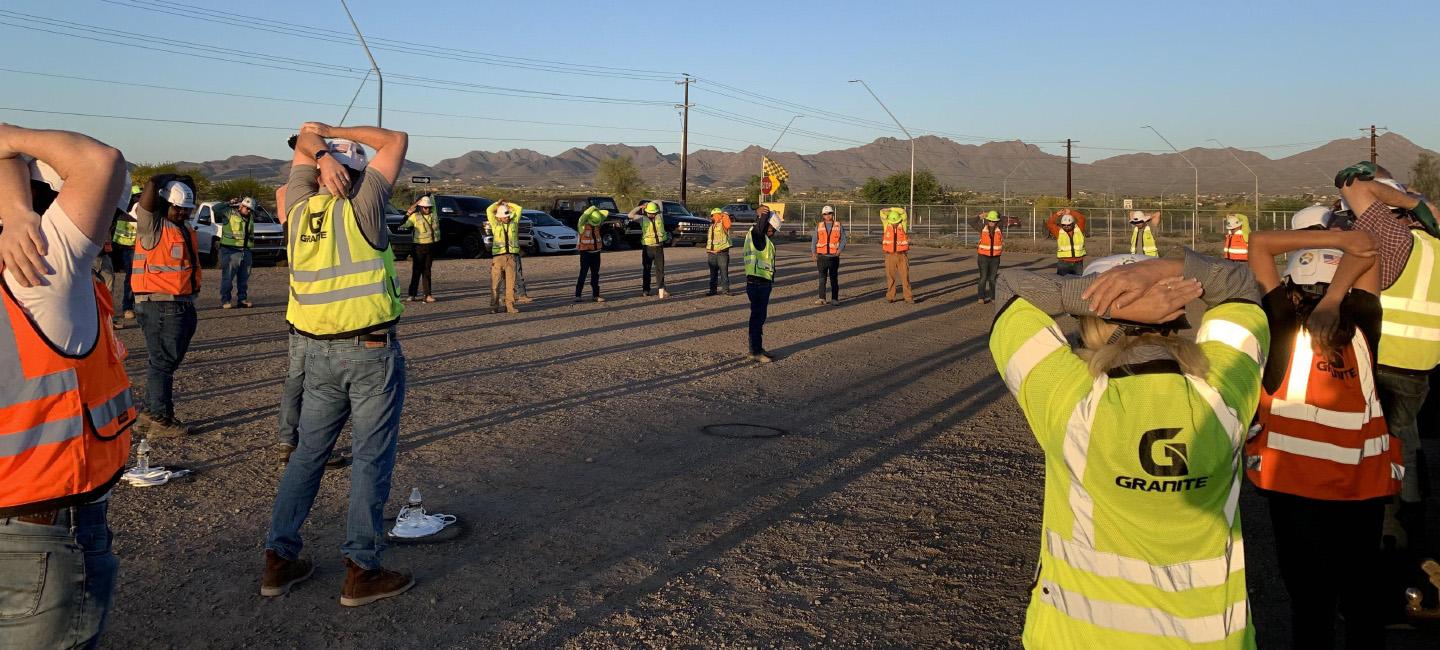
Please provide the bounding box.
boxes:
[451,197,492,216]
[525,213,562,226]
[590,198,619,212]
[251,207,278,224]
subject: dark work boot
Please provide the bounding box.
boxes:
[339,559,414,607]
[260,549,314,597]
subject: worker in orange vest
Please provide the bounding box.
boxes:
[1245,206,1400,649]
[811,205,846,305]
[131,172,202,438]
[976,210,1004,303]
[0,124,136,649]
[1222,213,1250,261]
[880,206,914,303]
[1046,208,1087,276]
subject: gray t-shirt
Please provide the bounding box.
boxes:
[284,165,390,250]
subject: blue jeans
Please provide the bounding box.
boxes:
[266,332,405,570]
[0,501,118,649]
[135,300,197,419]
[219,246,251,303]
[746,281,772,354]
[276,332,308,446]
[108,247,134,312]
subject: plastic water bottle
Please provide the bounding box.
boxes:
[136,438,151,472]
[400,487,423,523]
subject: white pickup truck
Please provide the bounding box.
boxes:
[189,200,286,267]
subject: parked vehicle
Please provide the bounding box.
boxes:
[191,200,285,267]
[426,193,532,258]
[521,210,579,254]
[622,200,710,247]
[384,205,412,260]
[549,195,626,249]
[723,202,802,242]
[720,202,758,229]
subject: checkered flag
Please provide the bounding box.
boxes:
[761,156,789,182]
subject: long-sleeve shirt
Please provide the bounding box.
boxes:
[810,220,846,254]
[1353,200,1416,290]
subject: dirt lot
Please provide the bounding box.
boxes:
[103,244,1437,648]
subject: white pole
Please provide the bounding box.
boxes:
[850,79,915,217]
[1144,125,1198,248]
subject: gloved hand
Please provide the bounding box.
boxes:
[1334,161,1377,188]
[1409,199,1440,238]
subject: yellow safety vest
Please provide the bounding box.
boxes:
[707,222,731,252]
[642,215,669,247]
[112,218,137,247]
[1056,229,1086,259]
[743,231,774,280]
[1378,229,1440,371]
[1131,226,1159,257]
[286,195,403,338]
[407,211,440,245]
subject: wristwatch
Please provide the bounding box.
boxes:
[313,149,330,162]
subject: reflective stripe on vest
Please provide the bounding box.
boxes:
[978,225,1003,256]
[219,210,254,248]
[1248,328,1402,500]
[1035,579,1249,645]
[743,231,774,280]
[409,212,440,245]
[1378,230,1440,370]
[131,221,200,295]
[0,274,134,514]
[1196,319,1264,366]
[286,195,403,337]
[882,223,909,253]
[578,224,602,251]
[816,222,842,255]
[1131,226,1158,257]
[642,216,668,246]
[1056,229,1085,259]
[707,222,730,252]
[112,218,137,247]
[1223,233,1248,261]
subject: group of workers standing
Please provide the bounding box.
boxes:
[994,162,1440,648]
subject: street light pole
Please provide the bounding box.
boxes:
[339,0,382,126]
[1208,138,1259,221]
[1003,160,1027,217]
[1143,125,1197,248]
[850,79,914,217]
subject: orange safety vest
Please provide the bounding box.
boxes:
[978,225,1003,257]
[0,272,135,517]
[1247,329,1402,501]
[816,221,842,255]
[577,224,602,252]
[882,222,910,253]
[1223,232,1249,261]
[131,221,200,296]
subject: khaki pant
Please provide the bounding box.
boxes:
[490,253,517,309]
[884,252,913,302]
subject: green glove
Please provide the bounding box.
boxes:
[1334,161,1377,188]
[1410,199,1440,238]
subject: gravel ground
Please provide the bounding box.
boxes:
[101,244,1437,648]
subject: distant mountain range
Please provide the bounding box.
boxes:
[176,132,1436,197]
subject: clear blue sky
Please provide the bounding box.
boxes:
[1,0,1434,169]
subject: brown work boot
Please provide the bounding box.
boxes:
[147,415,194,438]
[339,559,414,607]
[260,549,314,597]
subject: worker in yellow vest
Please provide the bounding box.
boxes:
[630,201,670,298]
[706,207,733,296]
[1129,210,1160,257]
[217,197,257,309]
[265,122,415,608]
[487,199,523,313]
[811,205,846,305]
[991,250,1267,649]
[975,210,1003,303]
[880,206,914,303]
[1328,163,1440,557]
[744,214,780,362]
[1046,208,1087,276]
[1222,213,1250,261]
[574,204,607,302]
[109,192,138,322]
[402,195,440,303]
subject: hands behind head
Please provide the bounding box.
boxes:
[300,122,333,138]
[0,164,49,286]
[316,155,350,198]
[1334,161,1377,188]
[1083,260,1198,323]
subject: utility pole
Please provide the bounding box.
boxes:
[1065,138,1074,201]
[676,75,693,205]
[339,0,382,126]
[1362,124,1389,163]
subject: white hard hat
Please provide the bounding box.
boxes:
[1284,248,1342,286]
[417,196,434,208]
[161,180,196,209]
[1128,210,1148,224]
[821,205,835,214]
[1291,205,1333,230]
[496,203,512,218]
[1081,254,1151,276]
[239,197,257,210]
[326,138,368,170]
[1059,214,1075,226]
[768,214,783,230]
[1224,215,1240,230]
[27,159,132,213]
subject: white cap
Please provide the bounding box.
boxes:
[821,205,835,214]
[239,197,256,210]
[1291,205,1333,230]
[1059,214,1075,226]
[161,180,196,209]
[326,138,368,170]
[496,203,512,218]
[1284,248,1342,286]
[1128,210,1148,224]
[417,196,434,208]
[768,214,783,230]
[1224,215,1240,230]
[27,159,132,213]
[1081,254,1151,276]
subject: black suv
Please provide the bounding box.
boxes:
[550,195,627,249]
[623,200,710,247]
